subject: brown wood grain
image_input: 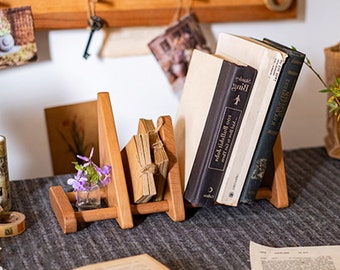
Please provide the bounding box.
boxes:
[0,0,297,30]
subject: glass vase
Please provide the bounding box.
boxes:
[76,184,101,211]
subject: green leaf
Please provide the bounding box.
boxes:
[320,89,330,93]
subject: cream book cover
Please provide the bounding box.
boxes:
[73,254,169,270]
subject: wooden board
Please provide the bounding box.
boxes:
[0,0,297,30]
[45,100,99,175]
[97,92,134,229]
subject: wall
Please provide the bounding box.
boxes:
[1,1,339,180]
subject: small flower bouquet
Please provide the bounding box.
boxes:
[67,147,111,210]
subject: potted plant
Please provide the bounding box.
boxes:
[67,147,111,211]
[301,44,340,158]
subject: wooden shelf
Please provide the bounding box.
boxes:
[1,0,297,30]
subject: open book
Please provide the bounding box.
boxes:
[250,242,340,270]
[73,253,169,270]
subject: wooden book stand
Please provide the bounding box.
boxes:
[49,92,288,234]
[49,92,185,233]
[255,132,289,208]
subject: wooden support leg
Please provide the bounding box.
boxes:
[255,133,289,208]
[97,92,134,229]
[158,116,186,222]
[49,186,77,234]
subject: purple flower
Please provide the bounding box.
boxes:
[67,147,111,191]
[67,170,88,191]
[76,147,94,167]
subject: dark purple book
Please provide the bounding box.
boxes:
[184,56,257,207]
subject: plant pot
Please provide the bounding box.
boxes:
[76,184,101,211]
[324,43,340,159]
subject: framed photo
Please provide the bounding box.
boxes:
[148,13,211,96]
[0,6,37,69]
[45,100,99,175]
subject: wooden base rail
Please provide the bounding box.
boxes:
[49,92,288,234]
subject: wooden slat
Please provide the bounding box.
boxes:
[158,116,186,222]
[0,0,297,30]
[97,92,134,229]
[267,132,289,208]
[130,201,169,216]
[75,207,118,223]
[49,186,77,233]
[255,132,289,208]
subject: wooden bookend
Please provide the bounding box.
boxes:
[97,92,134,229]
[255,132,289,208]
[97,92,184,224]
[128,116,186,222]
[49,92,134,234]
[156,116,186,221]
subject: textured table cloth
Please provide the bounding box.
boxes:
[0,147,339,269]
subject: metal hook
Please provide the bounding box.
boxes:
[264,0,293,12]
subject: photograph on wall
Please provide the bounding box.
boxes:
[44,100,99,175]
[0,6,38,70]
[148,13,211,97]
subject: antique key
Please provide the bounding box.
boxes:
[83,16,104,59]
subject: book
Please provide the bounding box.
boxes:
[124,134,157,203]
[239,39,305,204]
[215,33,287,206]
[73,253,169,270]
[175,49,257,207]
[138,118,169,201]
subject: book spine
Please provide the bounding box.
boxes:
[184,62,257,207]
[239,42,305,204]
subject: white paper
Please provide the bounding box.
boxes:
[250,241,340,270]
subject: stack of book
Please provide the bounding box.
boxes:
[123,118,169,204]
[174,33,305,208]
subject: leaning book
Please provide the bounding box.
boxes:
[123,134,157,204]
[175,49,257,207]
[239,39,305,204]
[215,33,287,206]
[138,118,169,202]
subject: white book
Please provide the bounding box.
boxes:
[215,33,287,206]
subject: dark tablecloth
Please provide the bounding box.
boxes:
[0,147,339,270]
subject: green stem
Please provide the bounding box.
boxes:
[304,59,328,88]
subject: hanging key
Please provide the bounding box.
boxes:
[83,16,104,59]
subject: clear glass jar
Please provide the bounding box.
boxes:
[76,184,101,211]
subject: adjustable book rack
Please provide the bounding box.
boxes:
[49,92,185,233]
[49,92,287,234]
